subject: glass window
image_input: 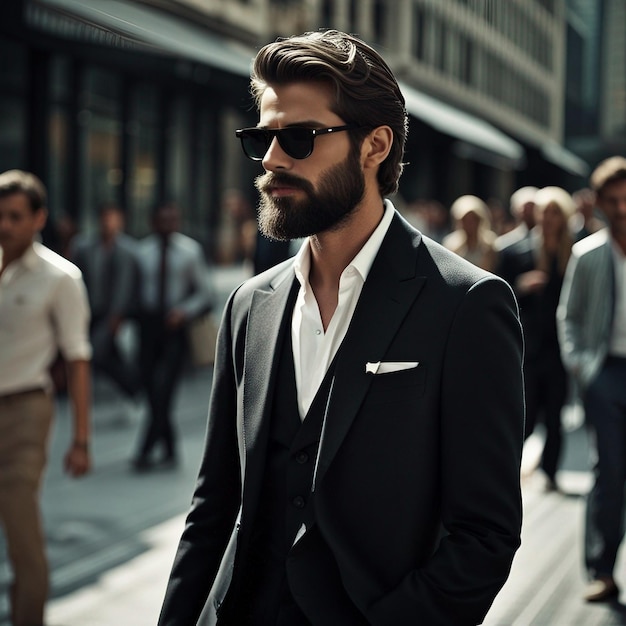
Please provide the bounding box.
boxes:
[0,39,27,92]
[77,67,122,234]
[413,7,425,61]
[127,83,161,235]
[47,105,68,217]
[373,0,386,44]
[49,56,71,102]
[0,97,26,172]
[166,95,192,225]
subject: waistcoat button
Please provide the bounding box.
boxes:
[292,495,305,509]
[295,451,309,464]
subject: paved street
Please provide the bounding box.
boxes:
[2,266,626,625]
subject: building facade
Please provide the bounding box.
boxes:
[566,0,626,167]
[1,0,592,262]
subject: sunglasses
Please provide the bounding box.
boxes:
[235,125,358,161]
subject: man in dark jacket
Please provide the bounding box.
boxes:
[158,29,525,626]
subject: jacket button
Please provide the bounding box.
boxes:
[292,495,305,509]
[295,451,309,464]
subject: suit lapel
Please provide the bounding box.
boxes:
[314,215,426,488]
[242,268,299,484]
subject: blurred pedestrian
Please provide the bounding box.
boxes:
[443,194,498,271]
[52,212,78,259]
[571,187,605,242]
[0,169,92,626]
[158,29,524,626]
[557,156,626,602]
[497,186,574,490]
[253,230,293,275]
[73,203,141,411]
[487,197,515,237]
[420,199,451,243]
[221,188,257,265]
[133,202,214,471]
[495,186,538,256]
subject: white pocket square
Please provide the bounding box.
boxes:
[365,361,419,374]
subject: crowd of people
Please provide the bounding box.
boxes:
[415,162,626,605]
[0,27,625,626]
[0,175,216,625]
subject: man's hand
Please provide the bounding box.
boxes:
[107,314,123,336]
[516,270,548,295]
[166,309,187,330]
[64,441,91,477]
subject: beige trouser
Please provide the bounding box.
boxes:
[0,389,53,626]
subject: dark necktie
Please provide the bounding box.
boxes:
[158,237,168,314]
[102,247,115,312]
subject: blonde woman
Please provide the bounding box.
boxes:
[443,195,498,271]
[498,186,575,490]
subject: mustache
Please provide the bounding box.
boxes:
[255,172,314,195]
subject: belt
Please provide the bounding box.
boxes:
[0,387,46,401]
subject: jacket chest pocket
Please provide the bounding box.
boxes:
[365,365,427,406]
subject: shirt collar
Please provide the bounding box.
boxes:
[0,242,39,274]
[294,199,395,286]
[22,243,40,269]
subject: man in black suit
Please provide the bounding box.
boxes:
[158,30,524,626]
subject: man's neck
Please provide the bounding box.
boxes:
[307,198,386,329]
[0,243,31,277]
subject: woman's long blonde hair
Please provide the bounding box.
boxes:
[534,186,575,276]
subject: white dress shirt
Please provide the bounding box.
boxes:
[609,240,626,357]
[136,232,214,318]
[0,242,91,395]
[292,201,395,418]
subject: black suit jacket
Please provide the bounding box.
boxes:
[159,212,525,626]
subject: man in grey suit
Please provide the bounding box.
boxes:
[73,203,141,402]
[558,155,626,602]
[158,30,525,625]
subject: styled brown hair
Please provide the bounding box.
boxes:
[250,29,408,196]
[590,156,626,198]
[0,169,47,212]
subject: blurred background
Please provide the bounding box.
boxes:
[1,1,626,624]
[1,0,624,264]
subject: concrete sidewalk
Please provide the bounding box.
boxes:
[42,425,598,626]
[47,515,184,626]
[44,265,250,626]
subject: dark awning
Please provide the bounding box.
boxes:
[399,81,526,170]
[27,0,254,77]
[541,141,590,177]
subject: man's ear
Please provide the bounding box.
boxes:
[361,126,393,170]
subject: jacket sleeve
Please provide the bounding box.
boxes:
[158,292,242,626]
[368,277,525,625]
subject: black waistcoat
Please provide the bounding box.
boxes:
[221,324,336,626]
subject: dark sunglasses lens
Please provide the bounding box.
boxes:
[241,130,270,160]
[278,128,314,159]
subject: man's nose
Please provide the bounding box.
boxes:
[262,137,291,171]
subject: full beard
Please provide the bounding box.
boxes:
[254,148,365,241]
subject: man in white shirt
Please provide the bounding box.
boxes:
[158,30,524,626]
[133,202,214,471]
[0,169,92,626]
[558,156,626,602]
